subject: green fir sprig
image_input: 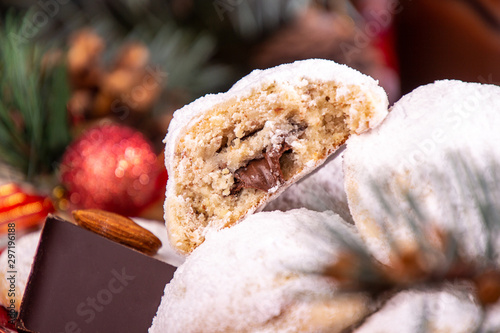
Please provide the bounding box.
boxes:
[126,23,233,101]
[0,12,71,181]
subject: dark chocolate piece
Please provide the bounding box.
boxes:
[17,215,175,333]
[233,142,291,193]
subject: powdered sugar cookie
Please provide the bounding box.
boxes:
[164,59,388,254]
[150,209,373,333]
[344,80,500,265]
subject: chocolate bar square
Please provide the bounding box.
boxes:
[17,216,175,333]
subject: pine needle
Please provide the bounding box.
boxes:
[0,11,71,180]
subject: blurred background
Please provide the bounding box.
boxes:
[0,0,499,231]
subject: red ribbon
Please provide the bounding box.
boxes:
[0,183,54,234]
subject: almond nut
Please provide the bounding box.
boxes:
[72,209,162,256]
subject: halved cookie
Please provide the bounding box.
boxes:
[164,59,388,254]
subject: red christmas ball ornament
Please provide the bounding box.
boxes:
[60,123,167,216]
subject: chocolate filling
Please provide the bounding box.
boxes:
[232,141,292,193]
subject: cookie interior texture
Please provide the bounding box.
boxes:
[168,79,378,254]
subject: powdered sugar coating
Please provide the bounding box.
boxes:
[150,209,372,333]
[344,80,500,265]
[355,283,482,333]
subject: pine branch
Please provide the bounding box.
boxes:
[12,0,233,99]
[95,20,234,110]
[224,0,310,39]
[139,23,233,98]
[0,11,71,180]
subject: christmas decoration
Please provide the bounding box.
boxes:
[59,123,167,217]
[0,305,17,332]
[0,16,71,181]
[0,183,54,235]
[0,8,225,222]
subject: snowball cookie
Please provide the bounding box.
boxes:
[0,231,41,311]
[344,80,500,265]
[264,149,353,224]
[354,283,483,333]
[150,209,373,333]
[164,59,388,254]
